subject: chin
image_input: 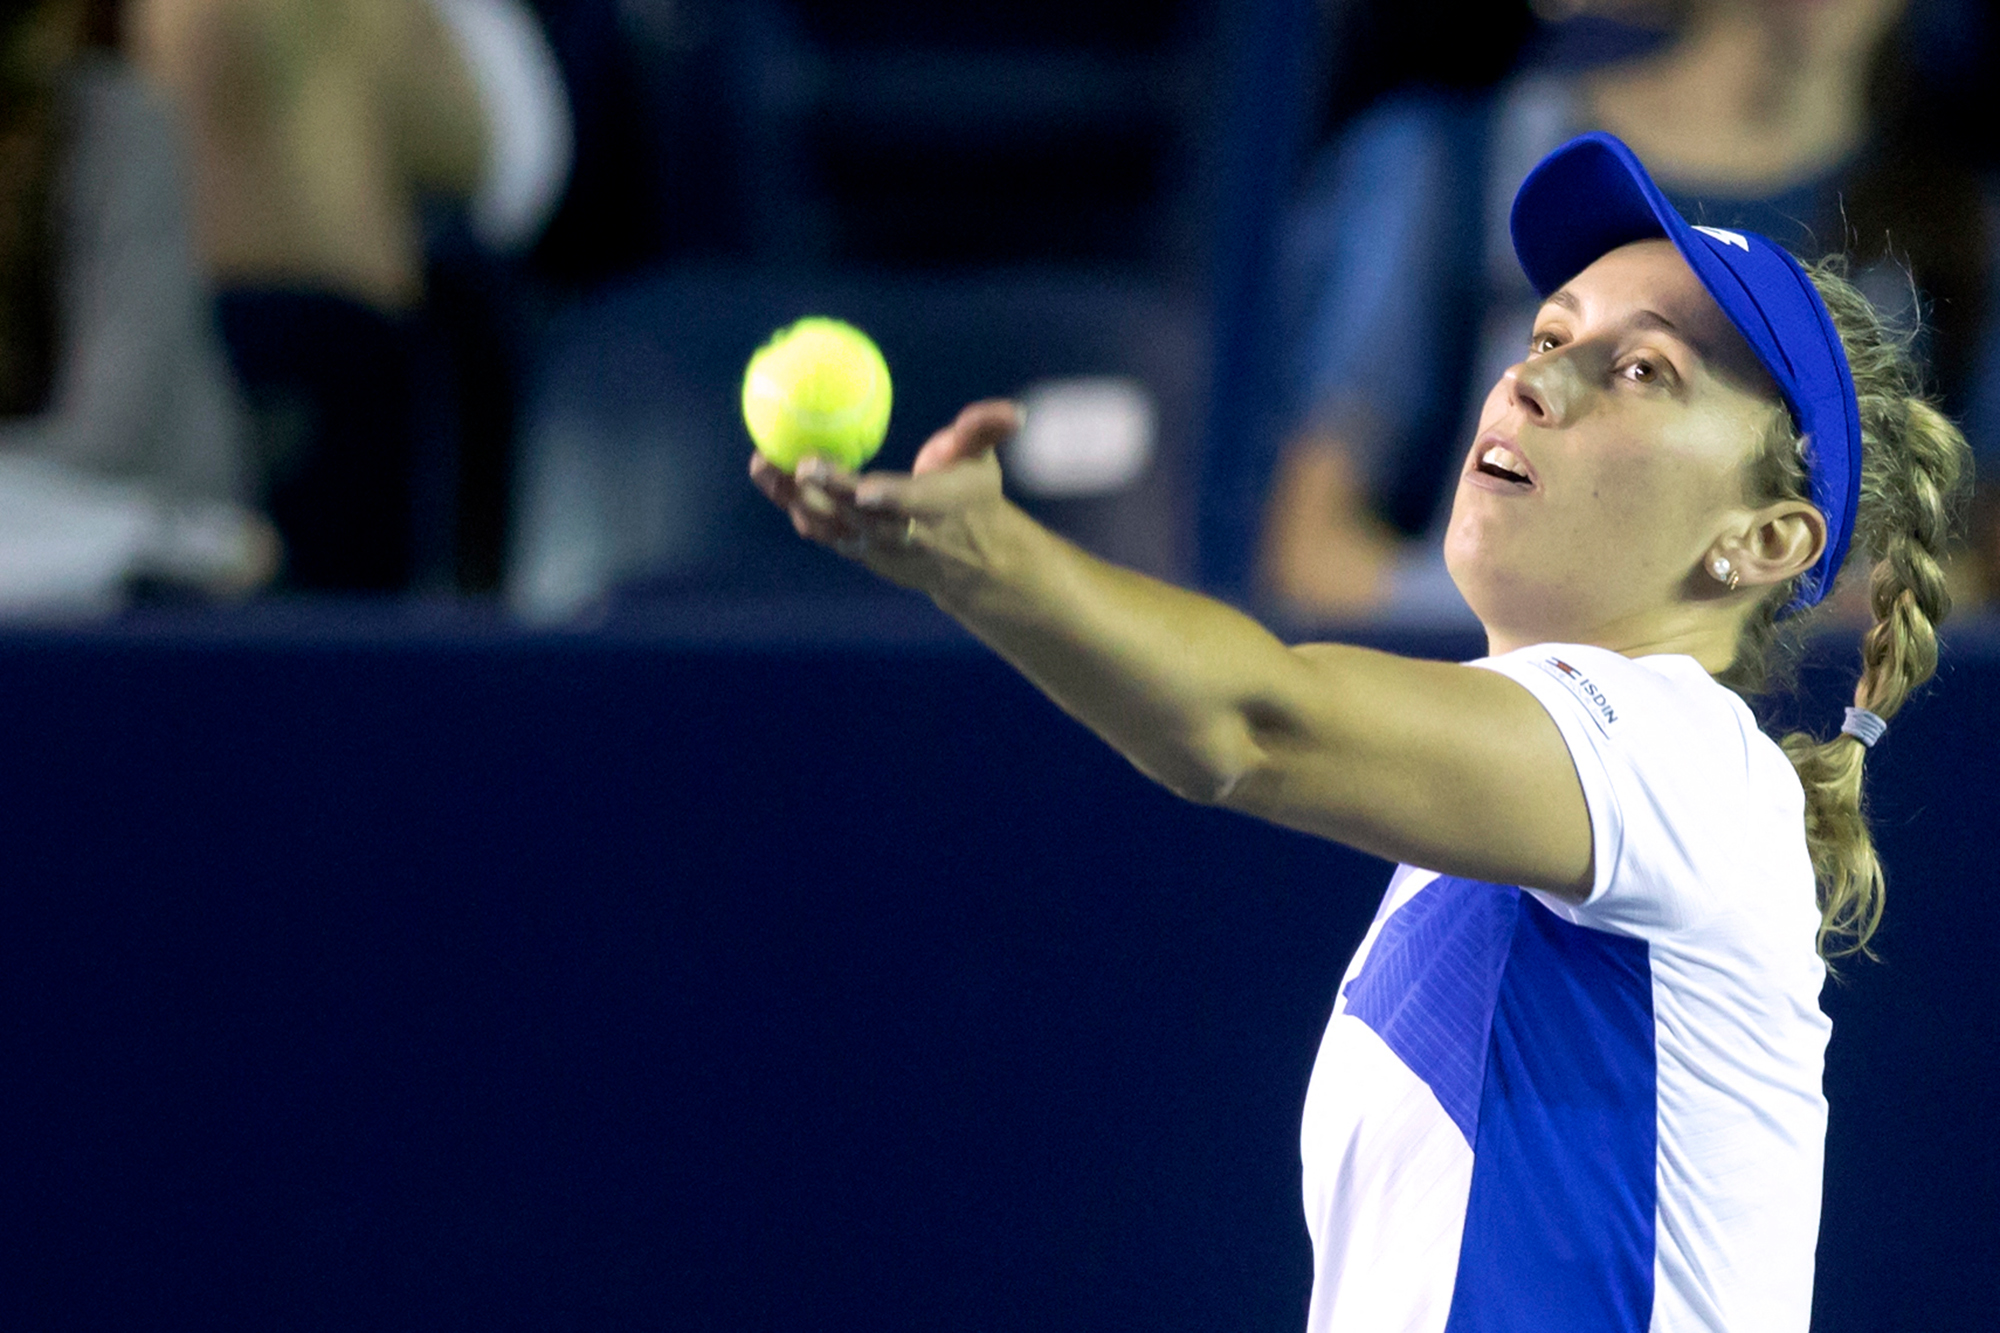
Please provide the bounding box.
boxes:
[1446,538,1561,644]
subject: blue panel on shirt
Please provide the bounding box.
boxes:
[1446,895,1657,1332]
[1342,875,1520,1144]
[1343,876,1658,1330]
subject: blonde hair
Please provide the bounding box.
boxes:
[1722,258,1973,960]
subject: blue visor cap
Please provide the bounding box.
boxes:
[1509,132,1861,614]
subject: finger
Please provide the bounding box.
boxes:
[850,509,918,551]
[794,456,862,498]
[794,477,842,520]
[911,399,1022,476]
[750,453,801,508]
[854,447,999,519]
[789,500,856,548]
[795,456,918,526]
[758,453,889,558]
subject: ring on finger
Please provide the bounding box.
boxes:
[900,516,918,547]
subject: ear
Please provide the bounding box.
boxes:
[1711,500,1828,591]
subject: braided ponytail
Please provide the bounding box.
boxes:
[1726,260,1972,959]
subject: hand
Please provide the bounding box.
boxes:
[748,399,1023,593]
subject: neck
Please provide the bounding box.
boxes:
[1484,601,1743,676]
[1584,3,1883,192]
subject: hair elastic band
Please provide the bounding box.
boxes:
[1842,707,1888,748]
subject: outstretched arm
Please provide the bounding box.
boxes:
[750,402,1592,898]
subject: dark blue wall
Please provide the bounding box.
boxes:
[2,602,1994,1330]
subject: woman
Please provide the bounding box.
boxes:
[752,133,1968,1330]
[0,0,270,607]
[131,0,571,589]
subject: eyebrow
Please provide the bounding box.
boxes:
[1543,287,1683,338]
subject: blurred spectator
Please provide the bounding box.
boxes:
[130,0,571,591]
[1261,0,1994,622]
[0,0,271,614]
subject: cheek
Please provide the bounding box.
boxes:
[1587,429,1742,554]
[1663,408,1771,516]
[1473,376,1512,431]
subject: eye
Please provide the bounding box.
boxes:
[1529,329,1563,355]
[1618,357,1662,384]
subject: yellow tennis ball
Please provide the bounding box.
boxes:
[741,317,893,473]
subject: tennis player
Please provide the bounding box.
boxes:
[750,132,1970,1331]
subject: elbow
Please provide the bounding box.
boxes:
[1150,728,1269,809]
[1184,764,1256,809]
[1154,767,1231,808]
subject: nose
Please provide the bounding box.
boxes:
[1506,353,1574,426]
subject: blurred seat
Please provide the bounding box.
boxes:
[695,0,1210,274]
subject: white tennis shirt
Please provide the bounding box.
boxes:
[1301,643,1830,1332]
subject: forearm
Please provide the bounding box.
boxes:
[755,420,1589,890]
[929,500,1299,801]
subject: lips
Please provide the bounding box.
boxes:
[1474,439,1535,487]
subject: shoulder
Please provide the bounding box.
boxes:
[1474,643,1805,932]
[1475,642,1757,753]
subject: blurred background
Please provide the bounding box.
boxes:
[2,1,1996,1329]
[2,0,1993,621]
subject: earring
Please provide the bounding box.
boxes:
[1710,556,1741,592]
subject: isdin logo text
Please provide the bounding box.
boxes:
[1544,657,1619,729]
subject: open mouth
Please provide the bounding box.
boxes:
[1476,443,1534,486]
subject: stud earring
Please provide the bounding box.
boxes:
[1710,556,1741,592]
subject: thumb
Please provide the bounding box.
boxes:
[911,399,1023,476]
